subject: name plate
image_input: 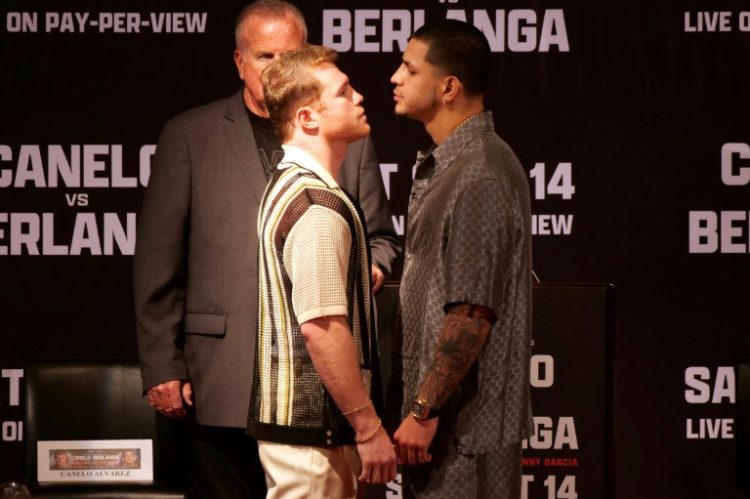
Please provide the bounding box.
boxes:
[37,439,153,484]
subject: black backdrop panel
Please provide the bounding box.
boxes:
[2,1,750,497]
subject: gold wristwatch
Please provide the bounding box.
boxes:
[410,398,435,420]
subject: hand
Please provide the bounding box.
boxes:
[356,426,397,484]
[146,379,193,418]
[393,415,439,465]
[371,265,385,294]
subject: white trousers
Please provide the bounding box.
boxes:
[258,441,362,499]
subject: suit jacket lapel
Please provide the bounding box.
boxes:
[223,90,267,203]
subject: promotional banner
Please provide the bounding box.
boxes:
[521,285,612,499]
[2,1,749,497]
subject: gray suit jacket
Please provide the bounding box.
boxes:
[134,91,398,428]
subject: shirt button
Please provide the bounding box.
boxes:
[326,430,332,437]
[326,439,333,445]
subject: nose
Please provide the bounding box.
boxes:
[390,66,401,85]
[353,89,364,105]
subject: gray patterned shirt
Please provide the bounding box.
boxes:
[400,111,533,453]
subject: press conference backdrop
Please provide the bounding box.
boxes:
[1,1,748,497]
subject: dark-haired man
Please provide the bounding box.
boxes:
[391,19,533,498]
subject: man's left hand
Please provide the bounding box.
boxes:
[371,265,385,294]
[393,415,438,465]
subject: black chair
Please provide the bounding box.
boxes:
[24,361,187,498]
[738,360,750,499]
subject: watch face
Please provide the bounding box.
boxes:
[411,400,428,419]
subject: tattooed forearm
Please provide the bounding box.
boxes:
[417,303,496,408]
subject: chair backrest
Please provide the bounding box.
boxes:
[24,361,187,496]
[738,360,750,498]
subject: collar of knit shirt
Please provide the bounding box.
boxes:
[278,144,340,189]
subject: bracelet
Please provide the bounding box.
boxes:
[342,400,373,416]
[354,418,381,444]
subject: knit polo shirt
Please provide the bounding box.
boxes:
[249,145,375,447]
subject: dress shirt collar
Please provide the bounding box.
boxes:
[429,110,495,174]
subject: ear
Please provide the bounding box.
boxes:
[296,105,319,133]
[233,49,244,79]
[441,75,462,104]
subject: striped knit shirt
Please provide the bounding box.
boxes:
[248,145,375,447]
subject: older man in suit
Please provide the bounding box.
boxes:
[133,1,398,498]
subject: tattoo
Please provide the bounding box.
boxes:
[417,304,495,408]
